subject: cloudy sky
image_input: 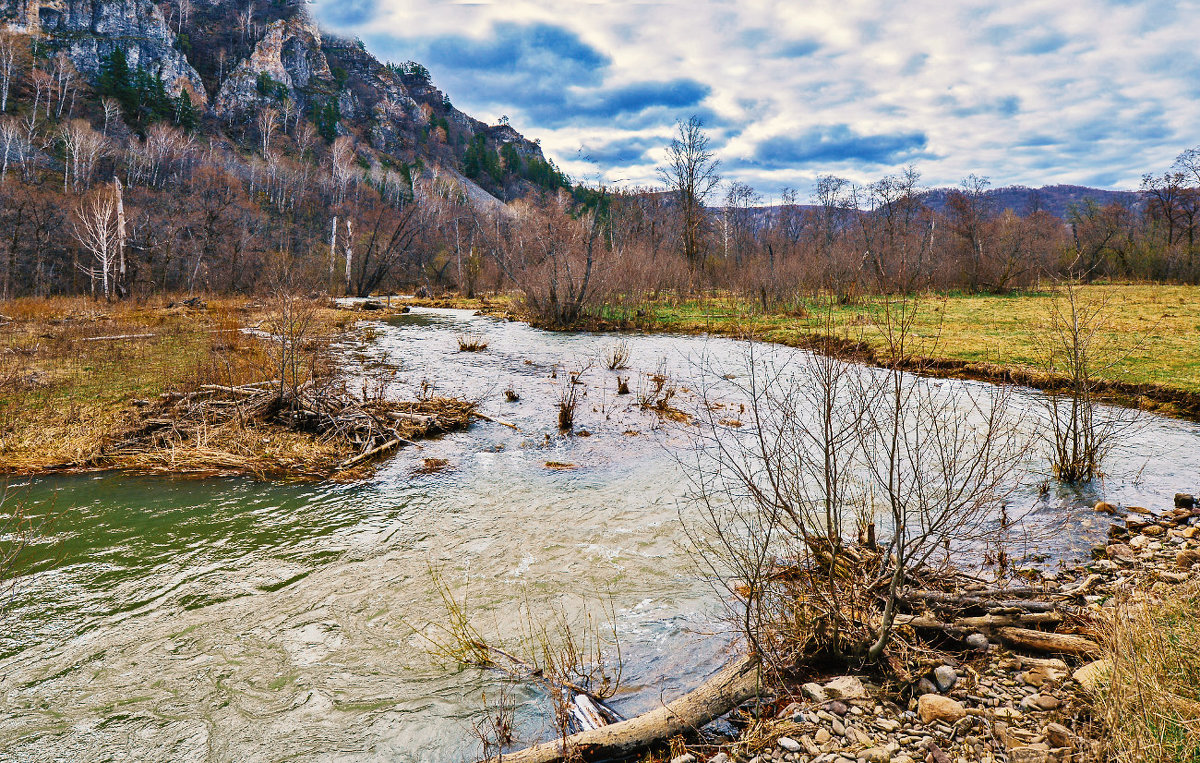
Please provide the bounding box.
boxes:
[313,0,1199,199]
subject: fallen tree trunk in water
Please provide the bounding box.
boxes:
[484,655,760,763]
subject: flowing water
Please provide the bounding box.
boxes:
[2,308,1199,762]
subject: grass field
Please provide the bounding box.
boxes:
[591,284,1200,402]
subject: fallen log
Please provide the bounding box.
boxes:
[993,627,1102,658]
[484,656,760,763]
[79,333,156,342]
[472,411,521,431]
[338,438,405,470]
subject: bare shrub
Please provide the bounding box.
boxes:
[457,332,489,352]
[1040,278,1141,483]
[556,364,589,430]
[601,339,631,370]
[421,568,624,743]
[686,299,1035,668]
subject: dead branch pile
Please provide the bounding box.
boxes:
[106,380,476,475]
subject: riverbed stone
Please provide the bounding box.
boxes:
[1107,543,1136,562]
[1177,549,1200,568]
[670,755,696,763]
[1176,493,1196,509]
[932,665,957,692]
[1142,524,1166,537]
[803,682,828,703]
[778,737,802,753]
[1073,660,1111,693]
[859,747,890,763]
[1043,722,1072,748]
[825,676,868,700]
[1094,501,1117,514]
[918,694,966,724]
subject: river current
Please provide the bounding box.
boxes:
[2,308,1198,761]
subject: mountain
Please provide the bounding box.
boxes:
[920,184,1144,219]
[0,0,566,201]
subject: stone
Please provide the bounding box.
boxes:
[1127,505,1152,515]
[859,747,891,763]
[1043,722,1073,749]
[828,700,850,716]
[965,633,990,651]
[1019,665,1066,687]
[1142,524,1166,537]
[1073,660,1111,693]
[994,706,1023,721]
[825,676,869,700]
[932,665,957,692]
[780,701,804,719]
[707,755,730,763]
[1020,694,1060,711]
[876,718,901,732]
[1129,534,1151,550]
[916,678,938,695]
[1107,543,1136,562]
[917,694,967,724]
[670,756,696,763]
[814,728,832,744]
[803,682,829,703]
[1158,570,1190,584]
[1008,747,1049,763]
[1175,493,1196,509]
[1177,549,1200,568]
[778,737,802,753]
[1094,501,1118,514]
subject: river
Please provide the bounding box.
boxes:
[2,308,1198,761]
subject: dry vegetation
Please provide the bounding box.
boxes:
[0,294,467,479]
[1098,583,1200,763]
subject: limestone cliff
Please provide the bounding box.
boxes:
[1,0,207,103]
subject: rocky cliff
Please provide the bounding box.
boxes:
[2,0,206,103]
[0,0,559,201]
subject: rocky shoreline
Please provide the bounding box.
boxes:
[672,494,1200,763]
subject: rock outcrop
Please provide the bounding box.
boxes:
[2,0,206,103]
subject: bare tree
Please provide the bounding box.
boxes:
[0,116,21,180]
[256,105,278,154]
[0,31,22,114]
[659,115,721,267]
[330,135,356,205]
[74,186,122,300]
[59,119,106,193]
[101,96,121,137]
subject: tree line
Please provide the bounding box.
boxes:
[2,27,1200,315]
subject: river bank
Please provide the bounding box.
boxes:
[0,294,455,479]
[419,284,1200,420]
[516,497,1200,763]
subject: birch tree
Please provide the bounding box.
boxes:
[74,187,121,300]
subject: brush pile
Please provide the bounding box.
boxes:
[105,380,476,477]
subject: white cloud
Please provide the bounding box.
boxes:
[315,0,1200,196]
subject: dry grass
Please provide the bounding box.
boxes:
[1097,583,1200,763]
[0,295,357,476]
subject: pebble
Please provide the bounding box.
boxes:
[778,737,802,753]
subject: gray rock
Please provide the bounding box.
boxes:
[965,633,990,651]
[825,675,869,700]
[778,736,803,752]
[916,677,938,695]
[932,665,958,692]
[670,755,696,763]
[707,755,730,763]
[858,747,891,763]
[803,682,829,703]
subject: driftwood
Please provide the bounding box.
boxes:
[472,410,521,431]
[993,627,1102,658]
[79,333,156,342]
[484,656,761,763]
[110,379,475,473]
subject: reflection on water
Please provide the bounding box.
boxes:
[2,308,1198,762]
